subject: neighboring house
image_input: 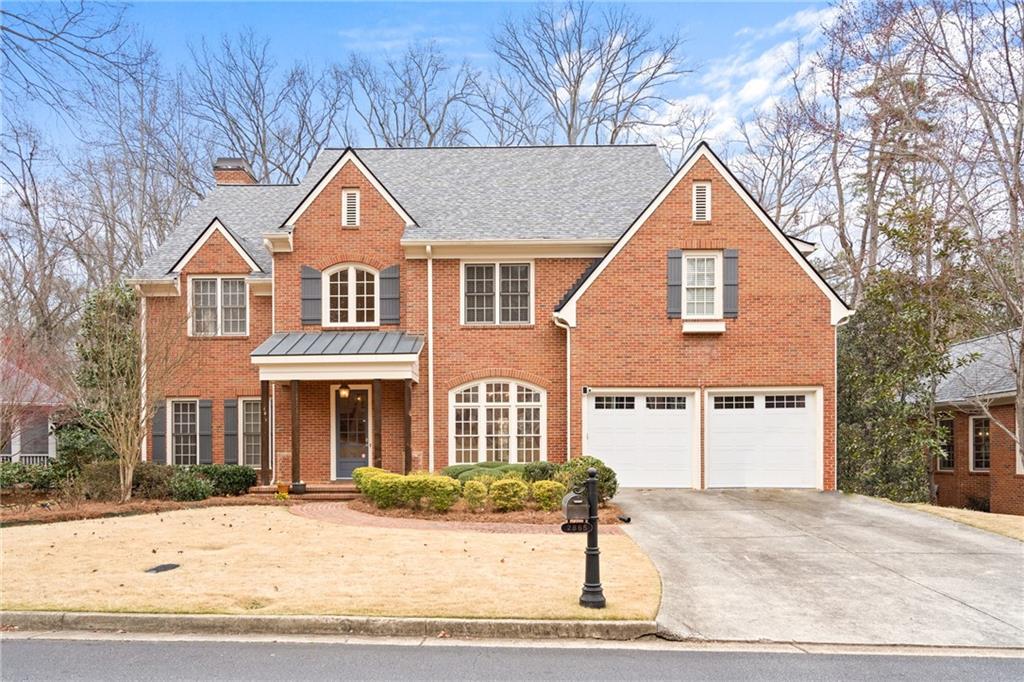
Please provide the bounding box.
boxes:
[128,143,853,492]
[0,359,63,465]
[933,331,1022,515]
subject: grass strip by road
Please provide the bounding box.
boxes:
[903,503,1024,541]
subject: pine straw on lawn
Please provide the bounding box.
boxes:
[0,496,288,527]
[346,498,625,525]
[1,505,660,621]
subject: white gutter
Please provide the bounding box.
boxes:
[552,312,572,461]
[138,291,148,462]
[427,245,435,471]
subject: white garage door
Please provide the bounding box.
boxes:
[707,392,818,488]
[585,392,693,488]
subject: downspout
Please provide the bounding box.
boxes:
[138,290,148,462]
[427,244,435,471]
[553,312,572,461]
[834,313,853,491]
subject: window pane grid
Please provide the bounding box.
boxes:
[450,381,544,464]
[517,407,541,462]
[499,264,530,323]
[765,395,806,409]
[685,256,716,317]
[972,418,990,470]
[221,279,246,334]
[355,268,375,323]
[171,401,198,466]
[454,407,479,464]
[329,268,350,324]
[464,265,495,323]
[714,395,754,409]
[646,396,686,410]
[241,400,261,467]
[594,396,635,410]
[485,407,510,462]
[192,279,218,335]
[938,418,954,470]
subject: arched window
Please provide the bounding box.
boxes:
[323,264,378,326]
[450,380,546,464]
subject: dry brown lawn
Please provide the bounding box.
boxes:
[904,503,1024,541]
[0,506,659,620]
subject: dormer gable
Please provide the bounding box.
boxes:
[169,217,262,275]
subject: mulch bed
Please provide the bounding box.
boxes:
[0,495,289,527]
[346,497,625,525]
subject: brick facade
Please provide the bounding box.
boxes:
[934,404,1022,515]
[143,149,843,489]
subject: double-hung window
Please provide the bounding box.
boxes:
[937,417,954,471]
[451,380,545,464]
[170,400,199,466]
[190,277,247,336]
[683,253,722,319]
[970,416,990,471]
[324,265,377,326]
[240,398,262,467]
[462,262,532,325]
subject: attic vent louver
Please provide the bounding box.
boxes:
[693,182,710,222]
[343,189,360,227]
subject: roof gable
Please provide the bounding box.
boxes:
[283,148,415,229]
[555,142,854,326]
[169,217,262,274]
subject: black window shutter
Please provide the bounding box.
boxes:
[723,249,739,319]
[198,399,213,464]
[380,264,400,324]
[300,265,322,325]
[151,404,166,465]
[223,399,238,465]
[667,249,682,319]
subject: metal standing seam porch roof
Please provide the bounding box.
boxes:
[251,331,424,357]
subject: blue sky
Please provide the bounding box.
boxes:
[123,1,833,143]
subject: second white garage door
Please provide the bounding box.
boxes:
[706,391,818,488]
[584,391,694,488]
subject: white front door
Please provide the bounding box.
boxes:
[584,391,694,488]
[706,391,818,488]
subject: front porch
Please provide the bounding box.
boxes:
[250,331,424,490]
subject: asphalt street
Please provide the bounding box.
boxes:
[2,638,1022,681]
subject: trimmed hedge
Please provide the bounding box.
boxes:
[463,480,487,511]
[490,478,529,511]
[191,464,257,496]
[523,461,558,483]
[531,480,567,511]
[440,463,479,479]
[169,468,214,501]
[558,456,618,502]
[352,466,387,490]
[0,462,58,491]
[361,471,460,512]
[132,462,174,499]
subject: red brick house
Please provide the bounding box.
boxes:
[129,144,853,492]
[933,332,1022,515]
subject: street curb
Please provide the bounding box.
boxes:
[0,611,657,641]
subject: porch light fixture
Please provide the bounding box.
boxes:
[337,385,350,399]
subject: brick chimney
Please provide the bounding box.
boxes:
[213,157,258,185]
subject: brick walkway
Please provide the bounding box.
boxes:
[290,502,622,535]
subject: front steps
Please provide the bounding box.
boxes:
[248,482,360,501]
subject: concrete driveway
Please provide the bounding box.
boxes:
[616,489,1024,647]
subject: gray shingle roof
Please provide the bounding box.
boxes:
[251,331,424,357]
[935,330,1020,403]
[133,145,670,281]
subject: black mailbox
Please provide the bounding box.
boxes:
[562,492,589,521]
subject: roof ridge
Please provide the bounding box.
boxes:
[337,143,660,151]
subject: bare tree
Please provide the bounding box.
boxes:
[342,42,477,147]
[655,102,713,171]
[492,1,692,145]
[0,326,62,455]
[734,97,830,237]
[189,30,345,182]
[468,70,549,146]
[0,0,139,112]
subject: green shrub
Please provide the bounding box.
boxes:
[476,461,508,469]
[422,476,461,512]
[523,461,558,483]
[362,472,404,508]
[191,464,257,496]
[80,460,122,501]
[557,456,618,502]
[489,478,529,511]
[169,469,214,501]
[440,463,479,479]
[397,474,435,509]
[457,468,501,485]
[54,418,116,475]
[352,466,387,490]
[462,480,487,511]
[0,463,58,491]
[133,462,174,499]
[531,480,567,511]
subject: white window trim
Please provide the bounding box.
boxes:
[166,398,200,466]
[447,379,547,465]
[1,412,57,459]
[321,263,380,329]
[692,181,711,221]
[968,415,990,472]
[238,397,262,468]
[682,251,723,321]
[187,275,249,337]
[342,188,360,227]
[459,260,535,326]
[937,417,955,472]
[330,383,374,480]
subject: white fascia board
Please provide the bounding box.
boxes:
[284,150,414,228]
[256,358,420,383]
[170,218,261,274]
[263,231,293,253]
[128,278,181,297]
[402,238,612,260]
[252,353,421,365]
[559,144,854,327]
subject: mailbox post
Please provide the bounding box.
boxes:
[578,467,606,608]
